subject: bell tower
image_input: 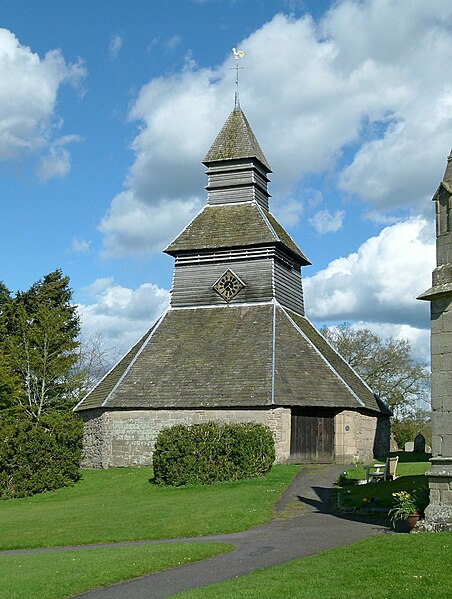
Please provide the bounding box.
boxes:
[418,151,452,531]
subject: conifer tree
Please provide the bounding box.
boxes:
[0,270,80,419]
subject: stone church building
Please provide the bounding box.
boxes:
[75,105,390,467]
[418,151,452,531]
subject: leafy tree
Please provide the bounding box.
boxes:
[72,332,117,401]
[320,323,430,419]
[392,410,432,449]
[0,270,80,419]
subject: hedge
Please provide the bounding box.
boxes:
[153,421,275,486]
[0,410,83,499]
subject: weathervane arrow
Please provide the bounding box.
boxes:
[231,48,245,108]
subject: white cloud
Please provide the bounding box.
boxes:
[0,28,85,168]
[35,135,81,180]
[36,146,71,180]
[78,280,169,354]
[165,34,181,51]
[109,34,123,60]
[304,216,435,328]
[309,209,344,234]
[99,1,452,256]
[99,191,203,258]
[273,198,304,227]
[71,238,90,253]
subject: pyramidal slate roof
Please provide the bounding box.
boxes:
[165,202,310,264]
[75,302,388,414]
[204,107,271,170]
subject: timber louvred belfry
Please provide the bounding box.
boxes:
[75,105,390,468]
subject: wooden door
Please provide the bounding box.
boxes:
[290,408,334,463]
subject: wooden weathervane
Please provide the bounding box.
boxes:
[232,47,245,108]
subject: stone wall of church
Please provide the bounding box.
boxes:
[80,407,292,469]
[334,410,390,463]
[430,295,452,460]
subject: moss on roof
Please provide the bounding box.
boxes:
[165,203,310,264]
[286,309,391,415]
[75,304,388,415]
[204,108,271,171]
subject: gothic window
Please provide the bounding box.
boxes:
[437,191,451,235]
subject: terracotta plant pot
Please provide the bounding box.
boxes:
[406,513,421,531]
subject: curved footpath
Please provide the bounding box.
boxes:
[7,465,391,598]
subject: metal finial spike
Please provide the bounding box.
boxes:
[231,48,245,110]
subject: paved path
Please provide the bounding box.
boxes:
[3,465,390,597]
[60,464,389,598]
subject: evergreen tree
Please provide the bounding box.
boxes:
[0,270,80,419]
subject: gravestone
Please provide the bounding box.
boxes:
[414,432,426,453]
[404,441,414,452]
[390,434,398,451]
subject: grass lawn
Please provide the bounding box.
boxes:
[174,532,452,599]
[0,464,299,550]
[0,542,232,599]
[337,452,431,510]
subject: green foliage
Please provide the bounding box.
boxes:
[389,488,429,523]
[0,269,80,419]
[320,323,430,418]
[0,350,22,411]
[392,412,431,448]
[153,422,275,486]
[0,410,83,499]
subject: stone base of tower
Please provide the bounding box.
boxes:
[416,458,452,532]
[79,406,387,469]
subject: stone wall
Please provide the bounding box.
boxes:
[431,296,452,460]
[334,410,390,463]
[80,408,113,468]
[80,407,291,468]
[421,293,452,530]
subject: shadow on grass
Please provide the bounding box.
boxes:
[293,465,429,529]
[389,450,431,463]
[294,487,392,528]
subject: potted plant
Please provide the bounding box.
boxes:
[389,491,424,531]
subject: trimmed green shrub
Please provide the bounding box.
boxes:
[153,421,275,486]
[0,410,83,499]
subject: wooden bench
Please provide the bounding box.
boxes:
[364,456,399,483]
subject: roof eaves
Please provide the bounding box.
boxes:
[433,181,452,200]
[164,204,207,255]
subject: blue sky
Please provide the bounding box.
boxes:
[1,0,451,361]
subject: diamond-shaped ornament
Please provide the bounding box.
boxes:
[213,269,245,302]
